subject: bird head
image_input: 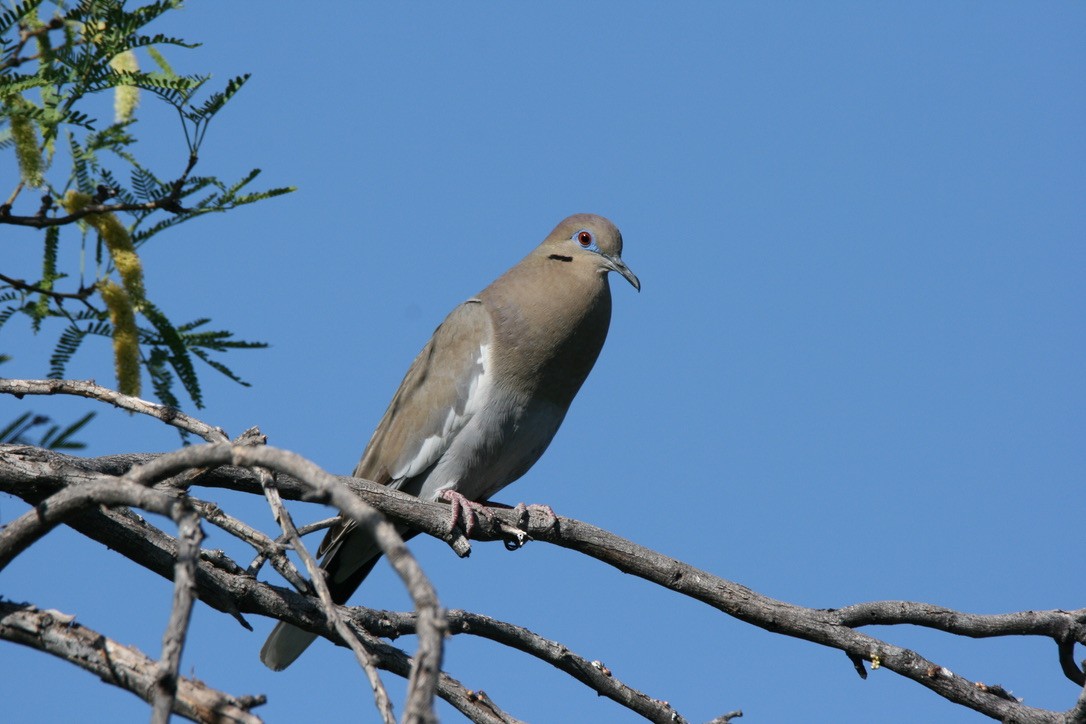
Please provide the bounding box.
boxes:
[541,214,641,292]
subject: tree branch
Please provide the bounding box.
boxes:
[1,441,1082,722]
[0,600,265,723]
[0,192,189,230]
[0,272,100,312]
[258,464,396,724]
[152,507,204,724]
[0,379,229,443]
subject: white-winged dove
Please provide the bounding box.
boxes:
[260,213,639,670]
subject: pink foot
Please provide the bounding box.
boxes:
[440,490,495,536]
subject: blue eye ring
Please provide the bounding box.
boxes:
[575,229,594,248]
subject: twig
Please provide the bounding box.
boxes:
[0,378,230,443]
[0,600,266,723]
[151,507,204,724]
[0,473,186,571]
[225,445,447,722]
[834,600,1086,686]
[244,515,338,577]
[0,272,100,312]
[190,498,311,594]
[0,198,189,229]
[4,444,1084,721]
[349,607,687,724]
[258,465,396,724]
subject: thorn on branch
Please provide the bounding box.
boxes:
[1057,636,1086,686]
[36,195,53,218]
[847,652,868,679]
[94,185,118,204]
[973,681,1020,703]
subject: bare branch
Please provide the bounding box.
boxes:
[0,601,265,723]
[834,600,1086,686]
[0,379,229,443]
[190,497,311,594]
[2,443,1082,721]
[226,445,447,723]
[152,508,204,724]
[0,473,187,571]
[258,465,396,724]
[0,272,100,312]
[347,607,688,724]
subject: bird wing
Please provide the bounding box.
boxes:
[316,298,494,564]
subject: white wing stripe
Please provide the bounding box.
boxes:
[392,343,493,480]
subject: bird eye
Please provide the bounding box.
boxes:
[576,230,594,247]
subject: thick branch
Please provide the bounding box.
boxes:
[0,601,265,723]
[2,444,1083,722]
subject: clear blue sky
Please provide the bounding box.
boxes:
[3,3,1084,722]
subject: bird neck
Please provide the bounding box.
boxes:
[480,256,612,406]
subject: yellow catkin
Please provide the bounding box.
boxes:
[98,281,141,397]
[109,50,140,123]
[9,106,45,187]
[61,190,146,304]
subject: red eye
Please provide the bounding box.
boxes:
[577,230,593,247]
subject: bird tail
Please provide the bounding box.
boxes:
[260,621,320,671]
[259,527,386,671]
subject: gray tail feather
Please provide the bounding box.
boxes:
[259,527,398,670]
[260,621,320,671]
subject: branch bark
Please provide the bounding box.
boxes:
[1,414,1083,722]
[0,601,265,723]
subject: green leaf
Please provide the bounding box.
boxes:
[0,412,36,443]
[30,226,60,331]
[147,346,181,408]
[141,301,202,407]
[38,411,96,450]
[0,1,44,38]
[186,73,250,123]
[49,323,88,379]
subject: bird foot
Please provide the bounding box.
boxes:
[440,490,495,537]
[510,502,558,530]
[498,502,559,550]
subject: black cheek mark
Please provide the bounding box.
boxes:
[548,254,573,262]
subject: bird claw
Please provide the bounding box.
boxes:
[499,503,559,550]
[511,502,558,531]
[440,490,495,536]
[440,493,558,548]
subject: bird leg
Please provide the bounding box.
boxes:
[438,492,559,546]
[440,489,496,536]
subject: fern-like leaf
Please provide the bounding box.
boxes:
[146,346,181,409]
[141,301,203,408]
[38,411,96,450]
[0,0,44,37]
[49,323,88,378]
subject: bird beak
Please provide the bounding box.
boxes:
[602,254,641,292]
